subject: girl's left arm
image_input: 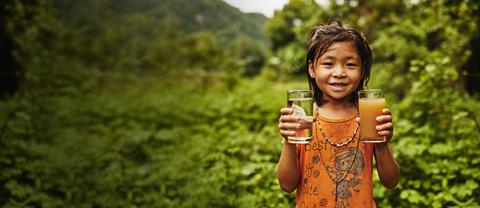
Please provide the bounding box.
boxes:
[373,108,400,189]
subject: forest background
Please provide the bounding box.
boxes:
[0,0,480,207]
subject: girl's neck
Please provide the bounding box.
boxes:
[317,100,357,120]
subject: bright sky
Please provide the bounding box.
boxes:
[223,0,328,18]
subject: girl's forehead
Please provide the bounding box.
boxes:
[326,41,356,51]
[316,41,359,60]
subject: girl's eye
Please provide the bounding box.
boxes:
[321,62,333,66]
[346,63,358,68]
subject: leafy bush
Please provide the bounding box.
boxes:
[0,74,308,207]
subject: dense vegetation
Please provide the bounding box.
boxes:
[1,0,479,207]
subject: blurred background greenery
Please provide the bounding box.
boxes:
[0,0,479,207]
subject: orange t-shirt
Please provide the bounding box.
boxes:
[295,112,376,208]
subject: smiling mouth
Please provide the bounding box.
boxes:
[329,83,348,87]
[328,82,349,91]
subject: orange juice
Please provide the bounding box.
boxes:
[359,97,386,143]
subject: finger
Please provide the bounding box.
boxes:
[302,116,315,123]
[378,130,392,137]
[355,117,360,123]
[278,122,301,130]
[280,130,296,137]
[297,117,313,130]
[376,122,393,131]
[280,108,294,115]
[376,115,392,123]
[382,108,391,115]
[280,115,300,122]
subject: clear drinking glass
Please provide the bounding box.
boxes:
[358,89,387,143]
[287,90,313,144]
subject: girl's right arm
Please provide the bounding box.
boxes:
[277,140,300,192]
[276,108,301,192]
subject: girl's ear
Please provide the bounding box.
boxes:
[308,61,316,78]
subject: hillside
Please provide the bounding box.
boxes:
[28,0,269,74]
[0,0,270,78]
[55,0,269,44]
[155,0,269,42]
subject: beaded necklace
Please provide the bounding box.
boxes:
[315,106,359,147]
[314,106,361,202]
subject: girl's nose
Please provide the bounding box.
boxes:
[332,66,346,77]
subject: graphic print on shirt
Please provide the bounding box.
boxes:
[298,116,376,208]
[300,153,323,198]
[327,146,365,208]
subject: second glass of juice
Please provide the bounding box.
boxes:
[358,89,386,143]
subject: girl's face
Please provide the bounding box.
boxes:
[308,41,362,104]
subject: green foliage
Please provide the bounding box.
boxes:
[1,0,271,206]
[265,0,321,74]
[372,3,480,206]
[0,74,301,207]
[6,0,268,75]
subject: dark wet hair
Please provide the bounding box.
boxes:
[306,21,372,105]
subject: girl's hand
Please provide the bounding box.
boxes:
[278,108,315,140]
[355,108,394,142]
[375,108,394,142]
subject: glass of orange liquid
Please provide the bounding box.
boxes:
[358,89,386,143]
[287,90,313,144]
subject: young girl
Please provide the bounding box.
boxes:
[277,21,400,208]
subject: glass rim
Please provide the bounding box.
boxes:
[287,89,312,93]
[358,89,383,92]
[358,89,384,98]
